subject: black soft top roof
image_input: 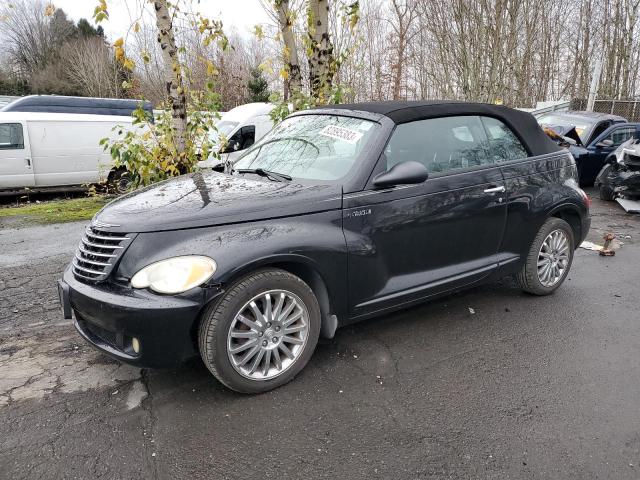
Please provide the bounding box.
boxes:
[326,100,561,156]
[1,95,153,117]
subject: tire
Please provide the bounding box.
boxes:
[516,218,575,296]
[108,169,132,195]
[597,163,616,201]
[599,184,615,201]
[198,268,321,393]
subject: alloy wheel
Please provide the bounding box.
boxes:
[537,229,570,287]
[227,290,309,380]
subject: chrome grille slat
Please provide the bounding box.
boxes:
[72,226,134,282]
[72,260,105,276]
[74,253,111,267]
[81,239,125,249]
[78,245,117,258]
[84,229,130,242]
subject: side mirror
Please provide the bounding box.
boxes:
[373,161,429,189]
[596,139,614,148]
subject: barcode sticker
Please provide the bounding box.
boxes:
[318,125,363,144]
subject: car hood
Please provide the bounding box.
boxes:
[93,171,342,233]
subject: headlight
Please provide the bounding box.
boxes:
[130,256,217,294]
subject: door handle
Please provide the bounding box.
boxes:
[484,185,505,194]
[25,158,32,169]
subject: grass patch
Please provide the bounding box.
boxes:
[0,196,110,225]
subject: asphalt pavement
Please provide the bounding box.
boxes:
[1,190,639,480]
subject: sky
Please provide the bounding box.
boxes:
[52,0,272,40]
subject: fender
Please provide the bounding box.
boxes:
[115,209,349,324]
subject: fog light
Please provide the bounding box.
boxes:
[132,337,140,354]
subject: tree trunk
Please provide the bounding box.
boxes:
[153,0,186,156]
[308,0,334,101]
[275,0,302,97]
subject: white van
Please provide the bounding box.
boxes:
[198,103,275,168]
[0,112,134,193]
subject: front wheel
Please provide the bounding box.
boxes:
[198,269,321,393]
[516,218,574,295]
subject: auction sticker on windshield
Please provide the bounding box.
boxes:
[319,125,364,144]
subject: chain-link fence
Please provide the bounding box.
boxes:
[570,98,640,121]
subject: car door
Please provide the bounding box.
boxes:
[343,115,512,319]
[0,121,34,189]
[584,124,637,183]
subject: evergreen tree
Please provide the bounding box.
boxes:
[247,68,270,102]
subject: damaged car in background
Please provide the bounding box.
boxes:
[595,138,640,202]
[537,111,640,186]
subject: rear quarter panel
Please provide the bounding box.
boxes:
[499,151,587,266]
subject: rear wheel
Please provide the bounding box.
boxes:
[516,218,574,295]
[198,268,321,393]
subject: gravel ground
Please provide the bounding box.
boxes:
[1,190,639,479]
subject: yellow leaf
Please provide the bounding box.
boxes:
[113,37,124,48]
[206,61,218,77]
[44,3,55,17]
[123,58,135,71]
[280,68,289,80]
[253,24,264,39]
[133,22,140,33]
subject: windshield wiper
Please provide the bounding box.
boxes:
[235,168,292,182]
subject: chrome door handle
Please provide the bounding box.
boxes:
[484,186,505,194]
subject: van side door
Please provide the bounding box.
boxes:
[343,115,519,319]
[0,121,34,189]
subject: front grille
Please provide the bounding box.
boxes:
[72,226,133,282]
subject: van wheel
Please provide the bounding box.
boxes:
[108,169,132,195]
[516,218,574,296]
[198,268,321,394]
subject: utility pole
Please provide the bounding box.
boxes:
[586,57,603,112]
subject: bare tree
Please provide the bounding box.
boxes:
[61,37,124,98]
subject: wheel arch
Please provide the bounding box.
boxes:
[214,254,340,339]
[549,204,582,246]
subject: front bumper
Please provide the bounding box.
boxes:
[60,267,217,368]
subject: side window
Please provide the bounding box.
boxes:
[480,116,528,162]
[240,125,255,149]
[590,121,611,141]
[0,123,24,150]
[385,116,490,174]
[604,126,635,146]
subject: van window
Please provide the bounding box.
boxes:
[224,125,256,152]
[385,116,490,174]
[480,116,528,161]
[0,123,24,150]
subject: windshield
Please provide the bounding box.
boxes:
[233,114,379,181]
[537,113,594,144]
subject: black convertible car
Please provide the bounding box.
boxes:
[59,101,591,393]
